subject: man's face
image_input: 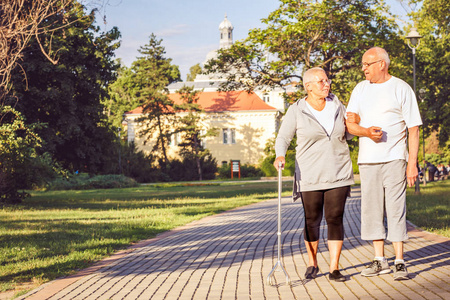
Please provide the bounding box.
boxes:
[361,52,383,83]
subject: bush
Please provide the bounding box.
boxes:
[217,163,264,179]
[260,150,295,177]
[0,107,58,203]
[47,174,138,190]
[165,153,217,181]
[425,153,446,166]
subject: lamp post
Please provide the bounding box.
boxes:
[419,88,427,186]
[406,27,422,194]
[118,127,122,174]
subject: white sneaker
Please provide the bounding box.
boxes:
[361,259,391,277]
[393,263,409,280]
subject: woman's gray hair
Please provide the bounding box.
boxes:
[303,67,326,89]
[370,47,390,67]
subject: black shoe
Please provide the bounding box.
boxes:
[329,270,346,282]
[305,266,319,279]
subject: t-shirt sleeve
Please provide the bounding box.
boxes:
[401,83,423,128]
[346,84,360,115]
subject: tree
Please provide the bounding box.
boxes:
[0,0,78,101]
[104,64,139,129]
[174,85,218,180]
[186,63,202,81]
[413,0,450,146]
[204,0,402,103]
[0,106,42,203]
[131,34,180,165]
[8,2,121,173]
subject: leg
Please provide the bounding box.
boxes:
[328,240,343,272]
[323,186,349,273]
[304,240,319,267]
[382,160,408,245]
[393,241,403,260]
[301,190,324,267]
[301,190,324,279]
[359,164,391,276]
[373,239,385,257]
[359,163,386,243]
[382,160,409,281]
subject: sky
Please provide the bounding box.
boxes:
[93,0,413,81]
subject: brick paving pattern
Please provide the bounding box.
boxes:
[20,187,450,299]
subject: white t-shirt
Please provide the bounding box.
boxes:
[306,99,337,136]
[347,76,422,164]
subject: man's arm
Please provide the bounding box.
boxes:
[407,126,420,187]
[345,112,383,142]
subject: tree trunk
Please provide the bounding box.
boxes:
[194,135,202,181]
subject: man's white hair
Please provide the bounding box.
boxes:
[303,67,326,88]
[368,47,390,67]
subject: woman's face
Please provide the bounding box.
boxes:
[306,72,330,99]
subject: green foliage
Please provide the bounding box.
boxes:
[47,174,138,190]
[0,107,50,203]
[204,0,401,102]
[348,138,360,174]
[425,153,446,166]
[440,140,450,165]
[217,163,264,179]
[163,153,218,182]
[186,63,202,81]
[260,150,296,177]
[8,2,121,173]
[103,65,139,129]
[116,142,162,183]
[413,0,450,146]
[131,34,181,164]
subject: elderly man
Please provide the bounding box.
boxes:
[346,47,422,280]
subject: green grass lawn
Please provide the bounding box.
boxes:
[0,181,291,295]
[0,179,448,297]
[406,180,450,238]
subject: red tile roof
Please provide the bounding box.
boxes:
[125,91,276,114]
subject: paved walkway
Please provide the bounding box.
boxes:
[19,187,449,299]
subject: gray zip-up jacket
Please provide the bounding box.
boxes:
[275,93,354,200]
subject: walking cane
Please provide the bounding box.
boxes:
[267,161,291,286]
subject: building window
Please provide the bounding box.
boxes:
[222,161,228,167]
[263,93,270,103]
[199,130,205,148]
[169,133,179,146]
[228,32,231,39]
[222,128,236,144]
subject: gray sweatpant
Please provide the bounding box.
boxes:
[359,159,408,242]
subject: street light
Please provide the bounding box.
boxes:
[406,27,422,194]
[418,88,427,186]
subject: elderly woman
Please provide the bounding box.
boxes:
[274,67,354,282]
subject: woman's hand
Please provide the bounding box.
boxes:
[346,112,361,124]
[273,156,285,170]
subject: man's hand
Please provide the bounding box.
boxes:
[273,156,285,170]
[346,112,361,124]
[406,161,419,187]
[367,126,383,142]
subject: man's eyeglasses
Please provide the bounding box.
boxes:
[308,79,332,86]
[362,60,382,68]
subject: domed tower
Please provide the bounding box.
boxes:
[219,14,233,49]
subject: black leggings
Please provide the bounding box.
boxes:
[300,186,350,242]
